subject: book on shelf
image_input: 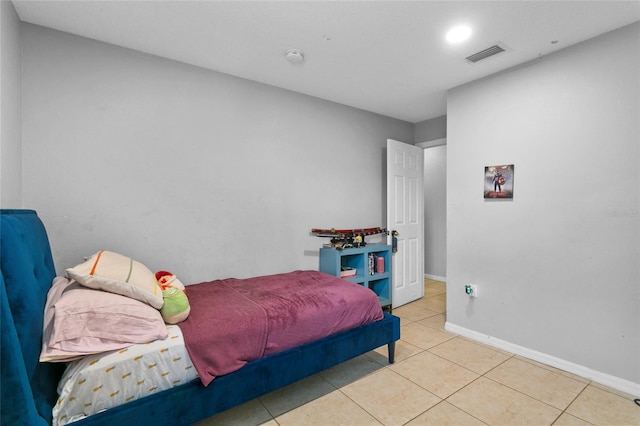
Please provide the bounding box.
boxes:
[340,267,356,277]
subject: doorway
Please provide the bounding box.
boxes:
[416,140,446,282]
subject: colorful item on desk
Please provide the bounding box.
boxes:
[311,227,388,250]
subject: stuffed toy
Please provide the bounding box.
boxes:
[155,271,190,324]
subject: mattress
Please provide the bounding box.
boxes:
[52,325,198,426]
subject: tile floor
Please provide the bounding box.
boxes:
[195,279,640,425]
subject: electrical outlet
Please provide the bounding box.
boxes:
[465,284,478,297]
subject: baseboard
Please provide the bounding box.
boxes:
[424,273,446,282]
[445,322,640,397]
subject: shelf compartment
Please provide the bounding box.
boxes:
[340,253,366,277]
[319,244,392,310]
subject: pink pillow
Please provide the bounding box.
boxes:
[40,277,168,362]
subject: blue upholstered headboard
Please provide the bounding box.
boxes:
[1,210,64,425]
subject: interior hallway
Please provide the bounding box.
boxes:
[195,279,639,425]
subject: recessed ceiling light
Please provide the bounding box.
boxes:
[446,25,472,43]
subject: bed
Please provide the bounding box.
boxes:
[0,209,400,426]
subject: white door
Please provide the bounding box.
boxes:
[387,139,424,308]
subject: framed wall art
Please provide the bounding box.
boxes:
[484,164,514,199]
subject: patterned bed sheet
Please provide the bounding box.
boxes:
[52,325,198,426]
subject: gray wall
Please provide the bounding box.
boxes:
[21,24,413,283]
[414,115,446,143]
[0,0,22,208]
[447,23,639,389]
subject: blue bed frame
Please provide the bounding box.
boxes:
[0,209,400,426]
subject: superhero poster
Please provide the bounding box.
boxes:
[484,164,514,199]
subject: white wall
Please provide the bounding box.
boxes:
[21,24,413,283]
[423,145,446,279]
[0,0,22,208]
[447,23,639,391]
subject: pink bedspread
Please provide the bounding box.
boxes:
[178,270,383,386]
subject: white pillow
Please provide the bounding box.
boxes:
[66,250,164,309]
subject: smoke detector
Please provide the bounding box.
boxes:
[285,49,304,64]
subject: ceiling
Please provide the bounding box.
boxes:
[12,1,640,123]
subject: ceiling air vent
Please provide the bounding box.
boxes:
[466,43,507,63]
